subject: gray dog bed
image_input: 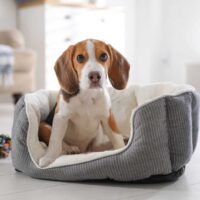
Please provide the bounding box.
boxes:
[11,83,199,182]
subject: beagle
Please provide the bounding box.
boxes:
[38,39,130,167]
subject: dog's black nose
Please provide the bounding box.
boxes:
[88,71,101,83]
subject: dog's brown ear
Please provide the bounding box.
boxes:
[54,45,79,94]
[107,44,130,90]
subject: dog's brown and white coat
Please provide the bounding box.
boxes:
[39,39,130,167]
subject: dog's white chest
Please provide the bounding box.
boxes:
[71,89,109,116]
[59,89,110,150]
[71,90,109,128]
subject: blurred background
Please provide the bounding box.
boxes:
[1,0,200,93]
[0,0,200,133]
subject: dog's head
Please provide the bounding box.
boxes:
[54,39,130,94]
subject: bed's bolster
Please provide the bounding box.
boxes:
[132,91,199,174]
[11,96,29,172]
[132,97,172,178]
[191,92,200,152]
[166,93,192,171]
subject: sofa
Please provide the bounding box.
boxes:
[0,29,36,103]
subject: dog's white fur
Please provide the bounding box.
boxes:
[80,40,107,90]
[39,40,125,167]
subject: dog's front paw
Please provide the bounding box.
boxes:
[39,156,55,168]
[62,144,80,154]
[113,134,126,149]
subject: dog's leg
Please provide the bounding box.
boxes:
[101,112,125,149]
[39,114,69,167]
[38,122,52,146]
[62,142,80,154]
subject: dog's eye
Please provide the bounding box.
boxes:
[99,53,108,62]
[77,54,85,63]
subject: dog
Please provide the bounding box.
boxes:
[38,39,130,167]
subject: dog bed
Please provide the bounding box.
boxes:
[11,82,199,182]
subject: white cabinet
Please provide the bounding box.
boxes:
[18,4,125,90]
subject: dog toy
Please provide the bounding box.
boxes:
[0,134,11,158]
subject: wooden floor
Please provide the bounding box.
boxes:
[0,103,200,200]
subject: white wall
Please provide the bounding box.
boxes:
[107,0,200,85]
[0,0,17,30]
[105,0,135,85]
[134,0,163,84]
[134,0,200,84]
[105,0,164,84]
[160,0,200,84]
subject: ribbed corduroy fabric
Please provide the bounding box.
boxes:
[11,92,199,182]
